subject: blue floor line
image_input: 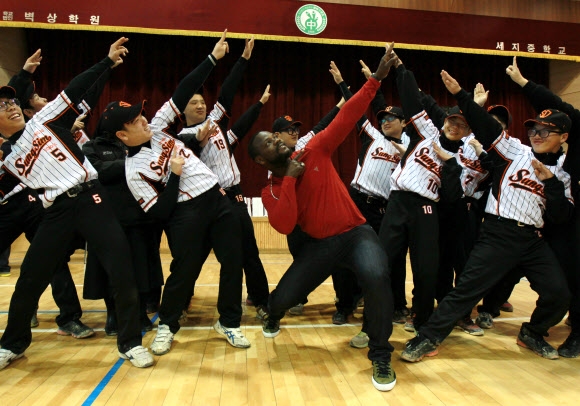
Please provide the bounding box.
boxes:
[81,313,159,406]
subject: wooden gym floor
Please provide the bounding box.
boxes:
[0,244,577,405]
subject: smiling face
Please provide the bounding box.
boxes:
[0,97,26,138]
[115,114,152,146]
[380,115,405,138]
[443,116,471,141]
[184,94,207,126]
[276,125,300,149]
[527,124,568,154]
[252,131,292,168]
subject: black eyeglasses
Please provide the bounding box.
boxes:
[527,128,562,139]
[380,115,398,124]
[0,98,20,113]
[286,127,300,136]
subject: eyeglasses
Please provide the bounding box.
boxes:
[527,128,562,139]
[0,98,20,113]
[380,115,398,124]
[286,127,300,136]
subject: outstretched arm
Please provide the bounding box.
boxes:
[217,35,254,114]
[228,84,271,150]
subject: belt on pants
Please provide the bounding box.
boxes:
[488,215,537,229]
[65,179,99,198]
[351,189,387,206]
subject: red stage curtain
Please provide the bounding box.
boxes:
[25,29,548,197]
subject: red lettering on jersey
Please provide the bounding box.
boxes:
[459,154,485,173]
[413,147,442,177]
[371,147,400,164]
[15,135,52,177]
[507,169,545,198]
[156,138,176,175]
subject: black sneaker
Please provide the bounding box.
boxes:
[392,308,408,324]
[475,312,494,329]
[30,312,39,328]
[332,310,348,325]
[57,320,95,339]
[262,317,280,338]
[557,334,580,358]
[105,312,118,336]
[517,326,558,360]
[372,360,397,391]
[401,335,438,362]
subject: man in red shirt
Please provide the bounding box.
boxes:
[248,43,398,392]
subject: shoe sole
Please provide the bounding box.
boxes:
[400,349,438,362]
[105,331,118,336]
[349,341,369,349]
[118,352,154,368]
[263,330,280,338]
[57,329,95,339]
[454,325,484,336]
[151,346,172,355]
[0,353,24,370]
[516,339,559,360]
[372,376,396,392]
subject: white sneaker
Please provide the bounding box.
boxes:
[119,345,154,368]
[214,321,251,348]
[150,324,174,355]
[0,348,24,370]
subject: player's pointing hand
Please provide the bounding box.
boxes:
[108,37,129,68]
[531,159,554,181]
[212,29,229,60]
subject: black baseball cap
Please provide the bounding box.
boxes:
[0,86,16,99]
[524,109,571,133]
[97,100,146,134]
[6,75,36,108]
[446,105,469,126]
[377,106,404,121]
[272,115,302,133]
[487,104,512,128]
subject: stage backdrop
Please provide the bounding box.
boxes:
[22,29,548,197]
[1,0,579,61]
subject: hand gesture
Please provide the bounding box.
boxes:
[359,60,372,79]
[212,29,229,60]
[440,70,461,95]
[108,37,129,68]
[242,35,255,60]
[506,56,528,87]
[468,138,484,156]
[473,83,489,107]
[196,119,218,147]
[432,142,453,161]
[170,148,185,176]
[374,42,398,81]
[260,84,271,104]
[329,61,344,84]
[23,49,42,74]
[531,159,554,181]
[390,140,407,156]
[285,150,306,178]
[71,114,87,134]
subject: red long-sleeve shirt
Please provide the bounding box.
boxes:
[262,76,380,239]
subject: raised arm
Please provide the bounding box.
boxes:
[228,84,271,150]
[217,35,254,114]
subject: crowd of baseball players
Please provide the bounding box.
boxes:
[0,32,578,392]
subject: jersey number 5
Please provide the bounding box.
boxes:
[50,148,67,161]
[92,194,102,204]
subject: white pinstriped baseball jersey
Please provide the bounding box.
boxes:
[296,130,316,150]
[484,132,573,228]
[1,91,98,208]
[390,111,453,201]
[179,101,240,189]
[351,120,410,200]
[126,99,218,212]
[457,134,490,199]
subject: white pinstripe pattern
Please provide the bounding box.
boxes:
[457,134,490,199]
[484,133,573,228]
[390,111,450,201]
[2,91,97,208]
[296,131,316,151]
[178,102,240,189]
[126,99,218,212]
[351,120,410,200]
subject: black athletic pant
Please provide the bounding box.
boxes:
[379,190,439,330]
[420,215,571,344]
[160,185,243,333]
[0,189,83,328]
[268,224,394,362]
[224,185,269,307]
[0,183,142,354]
